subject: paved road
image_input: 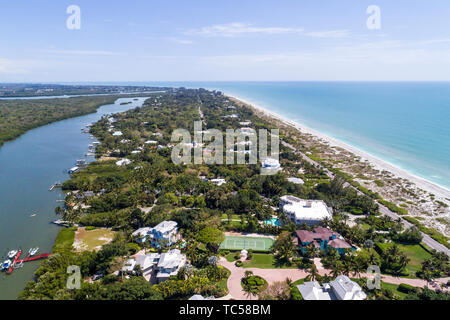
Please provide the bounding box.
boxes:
[281,140,450,256]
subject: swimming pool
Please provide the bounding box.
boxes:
[264,218,281,227]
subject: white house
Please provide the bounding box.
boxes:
[132,227,153,243]
[287,177,304,185]
[280,195,332,225]
[136,253,160,278]
[211,178,226,186]
[329,275,367,300]
[112,131,123,136]
[132,221,179,247]
[156,249,186,283]
[261,158,282,175]
[116,158,131,166]
[296,281,333,300]
[297,275,366,300]
[144,140,158,144]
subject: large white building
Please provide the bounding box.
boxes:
[297,275,367,300]
[280,195,332,225]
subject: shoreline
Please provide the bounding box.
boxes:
[225,93,450,202]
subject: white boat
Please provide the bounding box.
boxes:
[68,166,79,174]
[2,259,11,270]
[29,247,39,256]
[7,250,18,259]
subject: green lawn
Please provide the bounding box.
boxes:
[221,214,241,220]
[290,278,305,300]
[398,243,432,276]
[217,266,231,296]
[377,242,432,277]
[52,227,76,252]
[381,282,409,300]
[243,253,297,269]
[292,278,305,286]
[225,253,238,262]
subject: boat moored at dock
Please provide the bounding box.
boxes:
[7,250,18,259]
[68,166,79,174]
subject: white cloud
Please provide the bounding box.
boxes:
[42,49,121,56]
[0,57,36,74]
[184,22,304,37]
[305,29,349,39]
[167,37,194,45]
[184,22,350,39]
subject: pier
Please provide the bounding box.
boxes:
[49,182,62,191]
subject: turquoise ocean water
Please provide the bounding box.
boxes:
[84,82,449,190]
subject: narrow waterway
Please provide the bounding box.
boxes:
[0,97,147,299]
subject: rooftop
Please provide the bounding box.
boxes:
[157,249,184,269]
[153,220,178,234]
[282,198,332,221]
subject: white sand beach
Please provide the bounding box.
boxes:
[227,94,450,203]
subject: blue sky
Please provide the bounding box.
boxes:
[1,0,450,82]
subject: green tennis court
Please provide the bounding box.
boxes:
[220,236,274,252]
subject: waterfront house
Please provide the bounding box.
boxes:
[295,227,352,255]
[156,249,186,283]
[132,221,179,248]
[296,275,366,300]
[280,195,332,225]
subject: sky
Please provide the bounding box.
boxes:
[1,0,450,82]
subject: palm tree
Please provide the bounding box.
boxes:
[307,264,319,282]
[352,258,365,278]
[331,261,343,278]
